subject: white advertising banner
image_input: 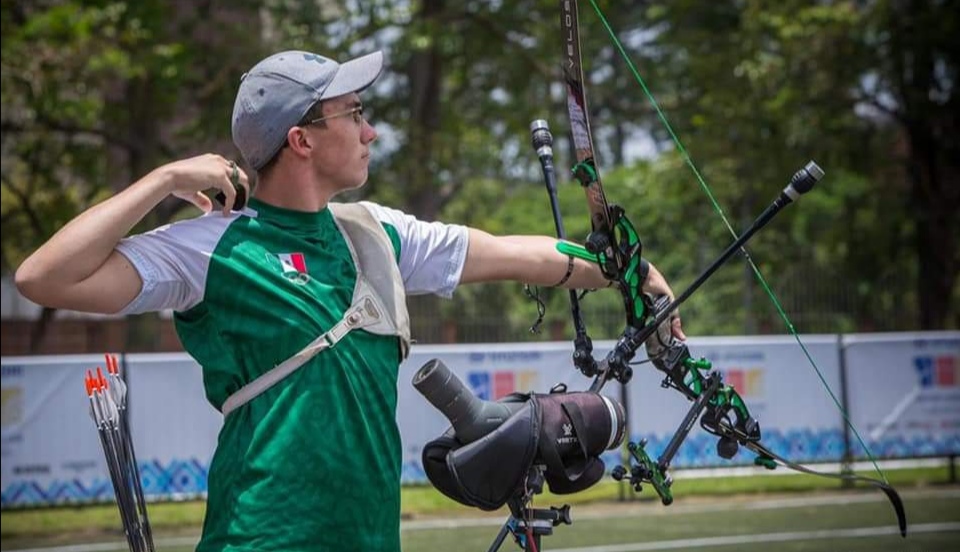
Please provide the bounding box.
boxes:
[1,355,115,506]
[2,332,953,505]
[397,335,843,480]
[125,353,222,499]
[617,335,844,468]
[843,332,960,459]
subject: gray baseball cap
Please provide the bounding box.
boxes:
[231,50,384,170]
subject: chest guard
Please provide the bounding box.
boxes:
[221,203,410,416]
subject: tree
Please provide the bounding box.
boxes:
[857,0,959,328]
[618,0,957,331]
[1,0,263,350]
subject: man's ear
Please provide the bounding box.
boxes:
[286,126,313,159]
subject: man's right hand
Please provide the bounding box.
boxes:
[161,154,250,215]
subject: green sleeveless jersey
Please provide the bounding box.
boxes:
[116,198,468,551]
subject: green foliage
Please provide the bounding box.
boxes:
[2,0,954,338]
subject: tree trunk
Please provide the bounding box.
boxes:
[895,0,960,329]
[405,0,445,220]
[907,121,959,329]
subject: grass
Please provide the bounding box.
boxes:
[1,465,956,550]
[401,464,953,516]
[401,491,960,552]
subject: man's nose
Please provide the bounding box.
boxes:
[362,120,377,143]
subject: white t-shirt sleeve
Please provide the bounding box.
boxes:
[359,201,468,298]
[114,213,235,314]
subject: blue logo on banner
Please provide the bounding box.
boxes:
[468,372,491,400]
[916,357,935,387]
[1,365,24,377]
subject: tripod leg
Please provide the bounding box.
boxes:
[486,517,514,552]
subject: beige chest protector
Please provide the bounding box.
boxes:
[220,203,410,416]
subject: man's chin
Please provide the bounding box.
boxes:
[341,177,368,193]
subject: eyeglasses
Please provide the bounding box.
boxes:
[303,106,365,127]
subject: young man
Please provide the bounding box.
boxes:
[16,50,684,551]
